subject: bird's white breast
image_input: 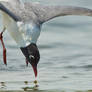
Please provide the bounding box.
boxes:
[18,22,41,46]
[1,11,41,47]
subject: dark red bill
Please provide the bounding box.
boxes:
[32,64,37,78]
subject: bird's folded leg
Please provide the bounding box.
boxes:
[26,58,29,67]
[0,27,7,65]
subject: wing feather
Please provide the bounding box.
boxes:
[27,2,92,23]
[0,3,21,21]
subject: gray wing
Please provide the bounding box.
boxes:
[26,2,92,24]
[0,3,21,21]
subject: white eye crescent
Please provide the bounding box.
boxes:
[29,55,35,59]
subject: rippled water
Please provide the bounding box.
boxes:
[0,0,92,92]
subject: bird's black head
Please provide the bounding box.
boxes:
[20,43,40,77]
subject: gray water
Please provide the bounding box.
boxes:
[0,0,92,92]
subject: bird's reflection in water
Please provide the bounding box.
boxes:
[23,81,39,91]
[0,82,6,90]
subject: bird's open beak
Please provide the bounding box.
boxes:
[31,64,37,77]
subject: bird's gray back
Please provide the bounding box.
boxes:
[1,1,92,24]
[0,1,39,24]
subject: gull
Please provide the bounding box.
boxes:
[0,0,92,77]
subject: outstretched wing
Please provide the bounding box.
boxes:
[0,3,21,21]
[26,2,92,24]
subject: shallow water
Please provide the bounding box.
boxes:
[0,0,92,92]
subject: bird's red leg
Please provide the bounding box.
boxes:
[0,27,7,65]
[1,39,7,65]
[26,58,29,67]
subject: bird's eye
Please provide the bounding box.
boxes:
[29,55,35,59]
